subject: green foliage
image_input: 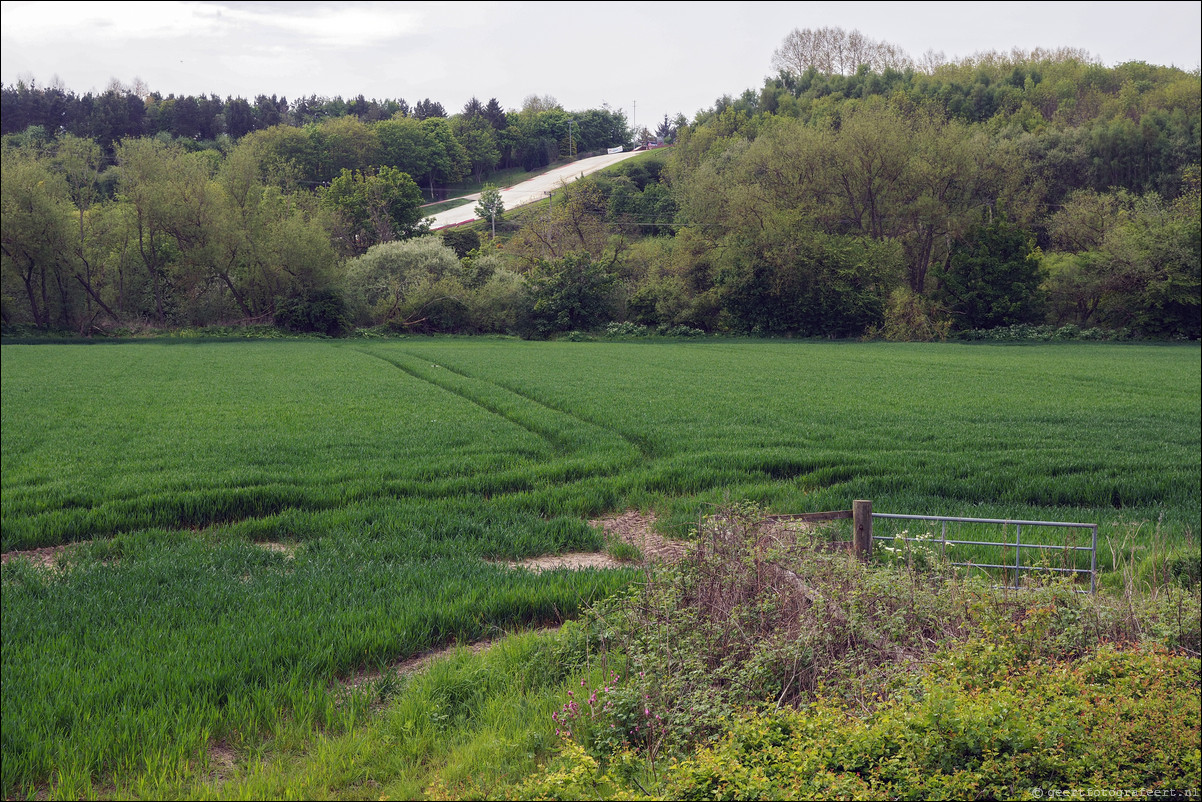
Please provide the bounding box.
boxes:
[453,117,501,183]
[320,165,427,254]
[274,288,351,337]
[658,646,1200,801]
[557,503,1198,762]
[934,214,1046,330]
[4,57,1199,340]
[603,321,652,338]
[419,117,470,195]
[601,165,679,235]
[340,237,523,333]
[441,226,480,259]
[375,115,430,181]
[719,229,903,337]
[873,286,952,341]
[341,235,460,325]
[475,183,505,238]
[517,502,1199,799]
[955,322,1133,341]
[523,251,621,336]
[1,145,75,329]
[1044,184,1201,339]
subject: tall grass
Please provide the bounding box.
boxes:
[1,338,1198,796]
[1,532,633,796]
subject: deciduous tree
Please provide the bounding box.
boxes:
[475,183,504,238]
[934,213,1045,329]
[321,166,426,255]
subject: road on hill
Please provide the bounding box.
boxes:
[424,149,649,230]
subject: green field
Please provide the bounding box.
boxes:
[2,338,1199,797]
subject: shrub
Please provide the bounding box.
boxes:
[517,499,1200,798]
[523,252,621,337]
[874,286,951,341]
[441,226,481,259]
[555,503,1201,766]
[603,322,652,338]
[274,289,351,337]
[341,236,461,326]
[661,645,1201,800]
[656,324,706,337]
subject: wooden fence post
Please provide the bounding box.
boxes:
[853,499,873,559]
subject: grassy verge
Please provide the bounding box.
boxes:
[174,627,607,800]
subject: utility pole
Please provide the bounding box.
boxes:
[632,100,637,145]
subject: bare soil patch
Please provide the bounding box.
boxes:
[254,541,299,558]
[499,509,687,573]
[1,540,298,574]
[591,509,688,563]
[1,544,74,570]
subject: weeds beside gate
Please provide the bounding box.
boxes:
[871,509,1098,593]
[765,500,1099,593]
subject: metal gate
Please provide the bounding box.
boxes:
[871,513,1098,593]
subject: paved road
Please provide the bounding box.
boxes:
[425,149,649,230]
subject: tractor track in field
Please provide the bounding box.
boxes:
[357,347,569,453]
[357,346,651,460]
[396,347,658,460]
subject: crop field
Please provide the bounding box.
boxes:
[1,338,1199,797]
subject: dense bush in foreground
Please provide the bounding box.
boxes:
[507,506,1201,800]
[520,646,1199,801]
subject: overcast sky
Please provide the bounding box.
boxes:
[2,1,1199,130]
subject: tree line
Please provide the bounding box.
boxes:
[1,82,633,183]
[3,34,1199,340]
[649,38,1200,340]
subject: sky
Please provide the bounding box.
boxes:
[2,1,1199,130]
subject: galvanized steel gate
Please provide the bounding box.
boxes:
[871,512,1099,593]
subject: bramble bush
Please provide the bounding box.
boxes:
[517,503,1201,799]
